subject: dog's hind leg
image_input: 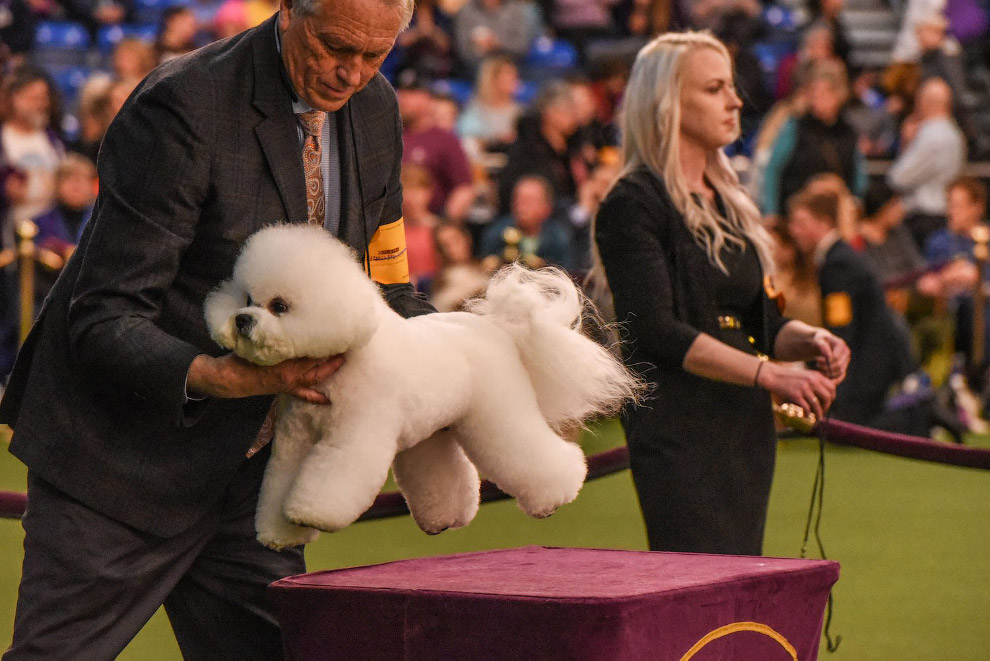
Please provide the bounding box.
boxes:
[282,420,400,532]
[393,430,481,534]
[457,399,588,519]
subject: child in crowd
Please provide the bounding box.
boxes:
[429,221,490,312]
[401,164,442,290]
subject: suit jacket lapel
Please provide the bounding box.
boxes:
[251,17,307,226]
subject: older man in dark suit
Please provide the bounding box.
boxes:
[0,0,430,658]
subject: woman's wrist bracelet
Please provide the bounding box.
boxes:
[753,360,766,388]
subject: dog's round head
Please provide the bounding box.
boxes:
[204,225,382,365]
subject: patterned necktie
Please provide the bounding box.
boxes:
[247,110,327,458]
[297,109,327,227]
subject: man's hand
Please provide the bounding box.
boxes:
[187,353,345,404]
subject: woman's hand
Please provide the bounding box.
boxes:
[757,361,837,419]
[808,328,850,383]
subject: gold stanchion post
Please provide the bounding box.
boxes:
[15,219,38,346]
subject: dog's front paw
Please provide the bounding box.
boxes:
[257,525,320,551]
[283,500,357,533]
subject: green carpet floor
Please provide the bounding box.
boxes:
[1,419,987,659]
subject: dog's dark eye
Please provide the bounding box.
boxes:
[246,294,254,307]
[268,297,290,315]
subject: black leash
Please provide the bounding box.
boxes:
[800,355,842,653]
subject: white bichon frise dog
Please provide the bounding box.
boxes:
[205,225,642,550]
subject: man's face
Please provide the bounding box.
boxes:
[11,80,50,130]
[279,0,403,111]
[512,180,552,233]
[58,171,96,210]
[947,187,984,235]
[787,206,825,256]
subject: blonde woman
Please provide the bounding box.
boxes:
[457,53,523,151]
[593,32,850,555]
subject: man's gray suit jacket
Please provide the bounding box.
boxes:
[0,16,432,537]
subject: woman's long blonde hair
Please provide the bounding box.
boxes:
[614,31,774,273]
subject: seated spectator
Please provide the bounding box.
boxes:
[211,0,250,38]
[112,37,157,84]
[0,65,64,376]
[567,75,615,158]
[808,0,852,66]
[69,73,113,164]
[787,189,921,431]
[106,77,138,120]
[480,175,575,271]
[457,53,523,155]
[762,59,866,220]
[30,153,96,308]
[917,177,989,372]
[715,10,772,140]
[497,80,582,214]
[567,159,618,274]
[62,0,133,39]
[394,0,456,79]
[397,72,475,223]
[619,0,673,38]
[775,22,838,101]
[587,54,629,129]
[846,68,899,158]
[453,0,540,76]
[545,0,620,65]
[915,13,977,146]
[887,77,966,249]
[856,180,925,287]
[0,0,45,57]
[156,6,199,63]
[431,92,461,133]
[748,74,808,210]
[400,164,442,289]
[1,65,64,232]
[429,221,492,311]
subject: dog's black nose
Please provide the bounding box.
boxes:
[235,313,255,335]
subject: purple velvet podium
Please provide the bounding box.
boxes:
[269,546,839,660]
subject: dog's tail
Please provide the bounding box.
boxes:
[465,264,645,428]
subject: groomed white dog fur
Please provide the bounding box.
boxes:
[205,224,642,550]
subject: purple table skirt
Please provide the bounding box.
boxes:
[270,546,839,660]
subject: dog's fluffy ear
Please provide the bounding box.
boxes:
[204,279,243,350]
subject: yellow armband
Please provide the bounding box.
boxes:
[364,218,410,285]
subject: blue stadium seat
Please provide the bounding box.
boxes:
[430,78,473,106]
[521,36,578,81]
[97,23,158,54]
[33,20,91,50]
[752,41,796,76]
[49,66,92,108]
[761,5,798,33]
[515,80,538,105]
[33,21,91,69]
[525,36,578,69]
[133,0,178,24]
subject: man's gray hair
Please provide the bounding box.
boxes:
[293,0,415,30]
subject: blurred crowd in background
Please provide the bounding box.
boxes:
[2,0,990,436]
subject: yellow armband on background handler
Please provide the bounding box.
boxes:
[364,218,409,285]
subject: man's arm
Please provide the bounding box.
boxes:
[66,70,215,415]
[371,100,435,318]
